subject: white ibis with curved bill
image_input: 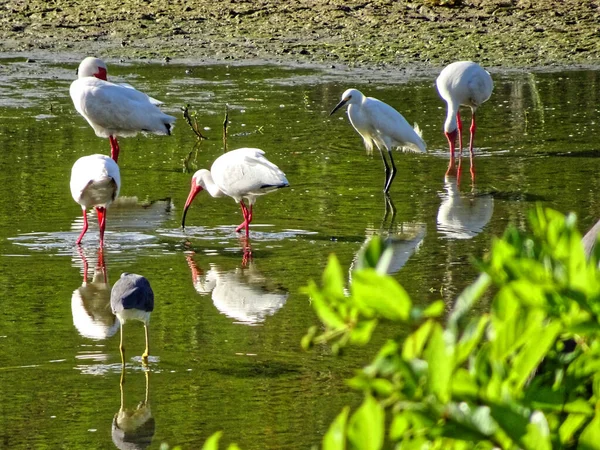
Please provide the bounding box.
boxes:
[70,57,176,163]
[436,61,493,177]
[70,154,120,247]
[181,147,289,238]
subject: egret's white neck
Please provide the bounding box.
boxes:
[196,170,224,198]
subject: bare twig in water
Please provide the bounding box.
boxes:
[181,104,208,172]
[181,104,208,140]
[223,104,229,153]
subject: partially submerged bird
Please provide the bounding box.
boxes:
[181,147,289,238]
[330,88,426,194]
[111,273,154,365]
[70,57,176,163]
[436,61,493,177]
[70,154,120,247]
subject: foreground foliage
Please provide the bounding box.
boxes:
[302,206,600,449]
[201,206,600,449]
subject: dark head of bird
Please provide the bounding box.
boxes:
[329,94,352,117]
[181,176,204,229]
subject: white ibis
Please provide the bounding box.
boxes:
[436,61,493,177]
[70,154,121,247]
[70,57,176,163]
[111,273,154,365]
[181,147,289,238]
[330,88,426,194]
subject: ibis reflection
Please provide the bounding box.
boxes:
[186,252,288,325]
[437,176,494,240]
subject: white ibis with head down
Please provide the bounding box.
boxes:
[436,61,493,178]
[70,154,120,247]
[330,88,426,194]
[181,147,289,238]
[70,57,176,163]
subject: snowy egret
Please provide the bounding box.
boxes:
[111,273,154,365]
[70,57,176,163]
[330,88,426,194]
[70,154,121,247]
[582,219,600,259]
[181,147,289,238]
[436,61,493,177]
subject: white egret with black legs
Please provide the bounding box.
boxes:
[330,88,426,194]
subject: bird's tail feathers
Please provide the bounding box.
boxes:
[413,122,423,138]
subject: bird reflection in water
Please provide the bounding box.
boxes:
[71,246,119,340]
[186,251,288,326]
[350,196,426,277]
[112,367,155,450]
[437,175,494,240]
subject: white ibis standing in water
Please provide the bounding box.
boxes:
[436,61,493,178]
[70,154,121,247]
[181,147,289,238]
[70,57,176,163]
[330,88,426,194]
[111,273,154,365]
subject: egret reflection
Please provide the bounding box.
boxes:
[71,246,119,340]
[186,253,288,325]
[437,176,494,240]
[112,367,155,450]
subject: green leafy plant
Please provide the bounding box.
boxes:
[303,205,600,449]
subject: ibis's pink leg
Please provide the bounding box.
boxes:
[109,136,120,163]
[456,111,463,157]
[97,248,107,283]
[76,209,89,245]
[241,236,253,267]
[96,207,106,247]
[469,113,477,178]
[236,201,250,234]
[77,244,88,283]
[185,254,202,284]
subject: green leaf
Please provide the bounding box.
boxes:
[307,284,346,329]
[447,273,491,342]
[347,395,385,450]
[559,413,588,445]
[323,254,346,298]
[202,431,223,450]
[454,315,488,367]
[579,410,600,449]
[349,319,378,345]
[425,323,453,403]
[389,413,409,441]
[443,402,498,437]
[323,406,350,450]
[522,411,551,450]
[351,269,411,321]
[422,300,445,318]
[402,319,434,360]
[509,320,562,390]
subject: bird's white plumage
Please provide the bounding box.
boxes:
[339,88,426,154]
[70,154,121,210]
[436,61,494,133]
[194,147,289,204]
[437,177,494,239]
[193,264,288,325]
[70,57,175,138]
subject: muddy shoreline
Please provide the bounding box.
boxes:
[1,1,600,72]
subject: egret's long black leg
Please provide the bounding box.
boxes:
[384,149,397,194]
[382,193,397,226]
[377,146,391,192]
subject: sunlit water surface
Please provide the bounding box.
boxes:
[1,58,600,449]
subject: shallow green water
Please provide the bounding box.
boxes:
[1,59,600,449]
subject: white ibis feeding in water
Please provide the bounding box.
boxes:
[70,154,121,247]
[330,88,426,194]
[181,147,289,238]
[111,273,154,365]
[70,57,176,163]
[436,61,493,178]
